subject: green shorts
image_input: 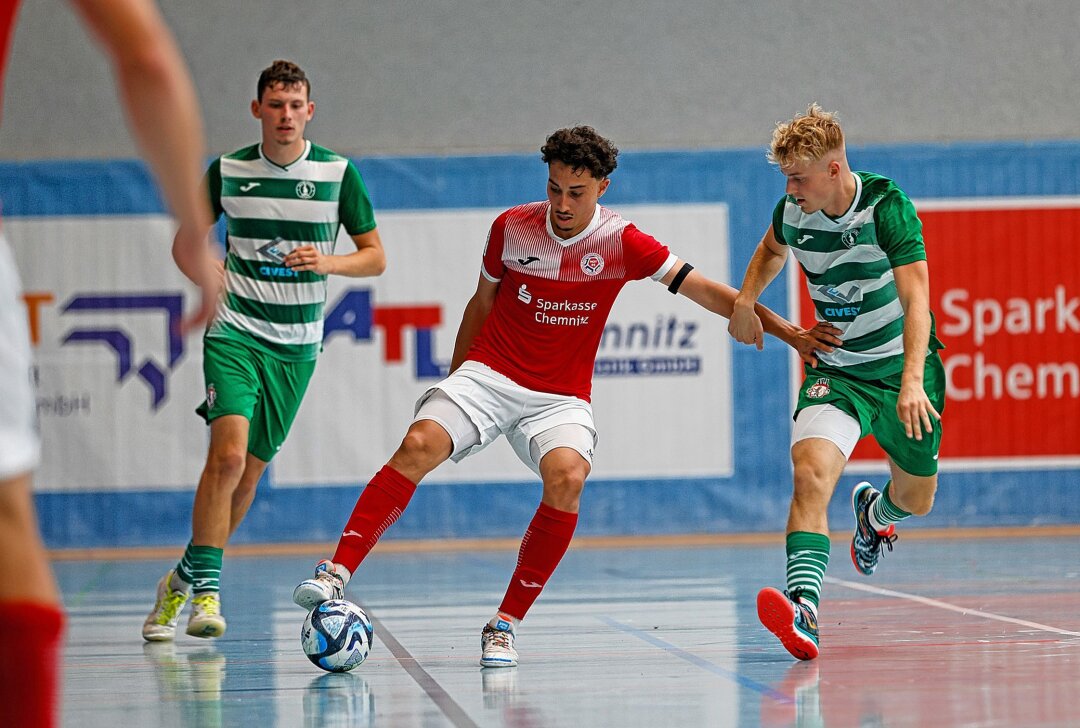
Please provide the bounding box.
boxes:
[196,335,317,462]
[795,353,946,477]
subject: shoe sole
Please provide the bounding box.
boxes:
[293,582,336,611]
[186,621,226,639]
[141,628,176,643]
[757,588,819,661]
[480,656,518,668]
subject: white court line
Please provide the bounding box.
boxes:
[825,576,1080,638]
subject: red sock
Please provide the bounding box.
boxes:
[498,503,578,620]
[332,465,417,573]
[0,601,65,728]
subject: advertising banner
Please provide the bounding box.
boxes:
[9,203,733,491]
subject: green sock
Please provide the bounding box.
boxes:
[870,481,911,531]
[175,542,224,594]
[786,531,831,611]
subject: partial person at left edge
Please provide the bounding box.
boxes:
[0,1,220,727]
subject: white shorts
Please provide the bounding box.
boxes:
[791,403,861,460]
[413,361,597,476]
[0,234,41,479]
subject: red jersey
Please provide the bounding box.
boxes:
[466,201,674,401]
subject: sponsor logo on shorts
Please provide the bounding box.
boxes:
[206,383,217,410]
[806,378,831,399]
[580,253,604,276]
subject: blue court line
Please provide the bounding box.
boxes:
[597,615,792,704]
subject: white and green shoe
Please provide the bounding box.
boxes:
[142,570,191,642]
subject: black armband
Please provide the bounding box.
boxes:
[667,263,694,294]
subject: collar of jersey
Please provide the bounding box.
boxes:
[545,203,603,247]
[258,140,312,172]
[818,172,863,224]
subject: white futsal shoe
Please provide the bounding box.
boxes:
[293,559,346,610]
[480,617,518,668]
[142,570,191,642]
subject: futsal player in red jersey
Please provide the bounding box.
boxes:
[0,1,217,725]
[293,125,841,668]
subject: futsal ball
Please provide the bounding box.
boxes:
[301,599,374,673]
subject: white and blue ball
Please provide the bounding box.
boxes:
[301,599,374,673]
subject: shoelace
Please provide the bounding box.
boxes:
[879,533,898,554]
[157,590,188,623]
[192,594,220,616]
[484,627,513,650]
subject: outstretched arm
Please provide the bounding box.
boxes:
[663,257,842,367]
[71,0,217,332]
[728,226,791,349]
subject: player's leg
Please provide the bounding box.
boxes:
[758,403,859,660]
[481,422,593,668]
[852,352,945,575]
[292,391,468,610]
[228,453,270,537]
[0,235,63,726]
[143,337,260,641]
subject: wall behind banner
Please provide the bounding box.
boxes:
[2,140,1079,549]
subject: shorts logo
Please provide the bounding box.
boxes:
[206,383,217,410]
[295,180,316,199]
[806,377,831,399]
[580,253,605,276]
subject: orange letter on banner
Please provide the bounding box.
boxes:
[22,292,55,345]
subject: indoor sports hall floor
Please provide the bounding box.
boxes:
[55,532,1080,727]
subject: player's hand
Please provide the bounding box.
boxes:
[173,228,222,335]
[794,322,843,368]
[728,304,765,350]
[897,380,941,441]
[285,245,334,274]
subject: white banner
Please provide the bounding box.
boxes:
[8,203,732,492]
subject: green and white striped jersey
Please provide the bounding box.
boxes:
[204,141,376,361]
[772,171,939,379]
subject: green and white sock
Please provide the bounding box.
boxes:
[869,481,911,532]
[786,531,830,616]
[175,542,224,594]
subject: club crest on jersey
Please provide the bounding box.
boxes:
[806,378,831,399]
[580,253,605,276]
[206,383,217,410]
[295,180,316,199]
[840,228,861,249]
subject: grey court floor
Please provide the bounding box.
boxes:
[56,535,1080,727]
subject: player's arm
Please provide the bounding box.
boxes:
[728,226,791,349]
[663,258,840,367]
[893,260,940,439]
[449,275,499,373]
[284,229,387,278]
[70,0,218,332]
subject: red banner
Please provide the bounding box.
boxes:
[795,199,1080,468]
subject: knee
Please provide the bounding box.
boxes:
[791,461,833,506]
[542,466,587,512]
[394,427,449,471]
[204,446,247,483]
[897,486,936,516]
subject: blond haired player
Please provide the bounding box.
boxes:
[729,104,945,660]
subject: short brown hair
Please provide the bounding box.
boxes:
[767,103,844,167]
[541,126,619,179]
[257,60,310,101]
